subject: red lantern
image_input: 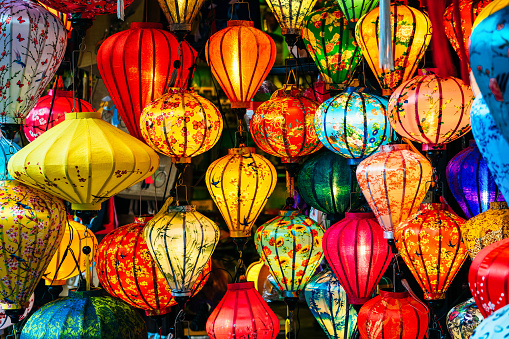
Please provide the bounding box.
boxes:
[23,90,95,142]
[97,22,198,141]
[469,238,509,318]
[358,290,429,339]
[206,282,280,339]
[323,212,392,305]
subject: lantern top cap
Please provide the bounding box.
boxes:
[379,290,409,299]
[228,147,256,155]
[490,202,509,210]
[130,22,163,30]
[227,282,255,291]
[48,90,74,98]
[278,210,301,217]
[167,87,195,95]
[227,20,255,28]
[345,212,375,220]
[134,215,154,224]
[380,144,409,152]
[65,112,101,120]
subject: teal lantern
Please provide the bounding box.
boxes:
[20,289,147,339]
[0,133,20,180]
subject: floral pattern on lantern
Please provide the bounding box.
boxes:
[0,294,33,330]
[447,298,484,339]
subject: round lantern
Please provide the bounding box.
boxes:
[97,22,198,141]
[0,0,67,125]
[336,0,379,26]
[395,203,468,301]
[20,289,147,339]
[470,302,509,339]
[264,0,318,39]
[315,91,392,163]
[206,20,276,109]
[156,0,205,34]
[255,210,325,297]
[323,212,392,305]
[357,144,433,239]
[0,133,20,180]
[301,3,362,89]
[388,74,474,150]
[354,3,432,94]
[206,282,281,339]
[0,294,33,330]
[304,268,358,339]
[23,90,96,142]
[8,112,159,211]
[447,298,484,339]
[38,0,135,19]
[205,146,277,238]
[358,290,430,339]
[250,85,322,163]
[140,88,223,163]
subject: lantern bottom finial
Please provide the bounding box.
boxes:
[231,102,251,109]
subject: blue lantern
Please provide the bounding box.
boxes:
[471,302,509,339]
[0,133,20,180]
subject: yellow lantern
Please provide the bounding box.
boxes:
[43,218,98,285]
[265,0,319,43]
[205,146,277,238]
[156,0,206,36]
[8,112,159,211]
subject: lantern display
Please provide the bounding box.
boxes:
[140,88,223,163]
[23,90,96,142]
[37,0,135,19]
[250,85,322,163]
[264,0,318,38]
[0,133,20,180]
[470,303,509,339]
[301,4,363,89]
[395,203,468,301]
[8,112,159,211]
[357,144,433,239]
[96,216,211,316]
[304,268,358,339]
[97,23,198,141]
[323,212,392,304]
[336,0,379,25]
[354,3,432,94]
[20,289,147,339]
[206,147,277,238]
[156,0,206,34]
[388,74,474,150]
[255,210,325,297]
[447,298,484,339]
[0,294,33,330]
[206,20,276,108]
[43,218,98,285]
[0,0,67,125]
[315,91,392,163]
[357,290,430,339]
[206,282,281,339]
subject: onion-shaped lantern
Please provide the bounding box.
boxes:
[264,0,318,42]
[395,203,468,301]
[156,0,206,34]
[336,0,379,26]
[0,294,33,330]
[470,303,509,339]
[0,133,20,180]
[356,144,433,239]
[38,0,135,19]
[388,74,474,150]
[206,147,277,238]
[447,298,484,339]
[206,20,276,108]
[323,212,392,305]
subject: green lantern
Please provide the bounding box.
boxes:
[336,0,379,26]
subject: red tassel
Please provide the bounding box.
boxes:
[452,0,470,85]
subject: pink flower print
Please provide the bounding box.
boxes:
[489,78,505,102]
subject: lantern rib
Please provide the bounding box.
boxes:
[132,230,153,309]
[473,155,481,218]
[382,151,393,232]
[328,155,338,214]
[290,226,297,291]
[363,155,384,226]
[182,91,189,158]
[232,287,239,338]
[157,213,180,290]
[59,123,87,203]
[399,150,407,226]
[245,289,258,336]
[218,155,236,231]
[120,35,138,136]
[181,213,188,290]
[244,154,263,233]
[391,87,412,139]
[400,8,416,89]
[97,230,120,299]
[381,298,389,338]
[260,106,282,156]
[237,27,244,104]
[413,78,433,145]
[409,297,422,339]
[272,227,289,291]
[407,156,424,218]
[192,98,208,158]
[440,218,463,297]
[399,229,427,294]
[442,76,469,145]
[113,234,140,307]
[319,15,331,80]
[296,224,315,291]
[138,30,146,129]
[343,92,356,158]
[364,298,377,337]
[272,0,285,30]
[255,288,277,337]
[435,77,444,146]
[417,210,435,295]
[236,154,244,235]
[185,211,205,290]
[243,28,259,105]
[353,220,361,298]
[216,28,239,104]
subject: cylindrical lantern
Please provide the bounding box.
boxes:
[470,302,509,339]
[323,212,392,304]
[206,147,277,238]
[38,0,135,19]
[156,0,205,33]
[206,20,276,108]
[336,0,379,25]
[97,23,198,141]
[206,282,281,339]
[0,133,20,180]
[388,74,474,150]
[250,85,322,163]
[140,87,223,163]
[356,144,433,239]
[395,203,468,300]
[358,290,429,339]
[447,298,484,339]
[0,294,33,330]
[264,0,318,37]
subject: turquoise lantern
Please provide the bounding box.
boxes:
[471,303,509,339]
[0,132,20,180]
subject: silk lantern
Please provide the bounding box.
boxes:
[470,303,509,339]
[336,0,379,26]
[0,133,20,180]
[388,74,474,150]
[37,0,135,19]
[357,144,433,239]
[355,3,432,95]
[206,146,277,238]
[395,203,468,301]
[0,0,67,125]
[304,268,358,339]
[265,0,318,41]
[156,0,205,34]
[24,90,96,142]
[447,298,484,339]
[323,212,392,305]
[358,290,430,339]
[0,294,33,330]
[206,20,276,109]
[8,112,159,211]
[206,282,281,339]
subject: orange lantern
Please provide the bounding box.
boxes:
[206,20,276,109]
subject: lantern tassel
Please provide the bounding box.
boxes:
[378,0,394,71]
[117,0,124,20]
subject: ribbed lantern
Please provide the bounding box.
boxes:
[0,133,20,180]
[336,0,379,25]
[8,112,159,211]
[358,290,430,339]
[388,74,474,150]
[250,85,322,163]
[206,147,277,238]
[447,298,484,339]
[265,0,318,39]
[354,3,432,95]
[206,282,281,339]
[38,0,135,19]
[323,212,392,305]
[97,22,197,141]
[395,203,468,301]
[156,0,206,34]
[470,303,509,339]
[206,20,276,108]
[356,144,433,239]
[315,91,392,164]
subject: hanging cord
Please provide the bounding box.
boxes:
[232,237,249,283]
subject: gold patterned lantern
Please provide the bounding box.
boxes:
[156,0,206,35]
[265,0,319,43]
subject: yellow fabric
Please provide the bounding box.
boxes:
[472,0,509,30]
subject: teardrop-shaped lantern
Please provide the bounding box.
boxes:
[472,0,509,30]
[265,0,318,40]
[156,0,206,34]
[38,0,135,19]
[336,0,379,25]
[447,298,484,339]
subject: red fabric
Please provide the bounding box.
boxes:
[95,197,117,235]
[452,0,470,84]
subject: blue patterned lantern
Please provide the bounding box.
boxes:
[0,133,20,180]
[304,268,357,339]
[471,302,509,339]
[446,140,504,219]
[447,298,484,339]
